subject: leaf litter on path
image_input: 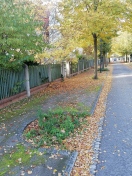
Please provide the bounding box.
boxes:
[24,66,112,175]
[0,67,112,176]
[66,66,113,176]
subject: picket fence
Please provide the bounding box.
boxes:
[0,60,94,100]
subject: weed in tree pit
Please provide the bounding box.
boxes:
[24,107,90,147]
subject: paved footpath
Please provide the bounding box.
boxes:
[96,63,132,176]
[0,74,101,176]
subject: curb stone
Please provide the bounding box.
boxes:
[63,151,78,176]
[90,117,105,175]
[89,85,104,175]
[38,148,78,176]
[89,72,109,175]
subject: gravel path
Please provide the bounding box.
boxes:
[96,63,132,176]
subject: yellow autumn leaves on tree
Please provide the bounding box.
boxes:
[54,0,132,78]
[36,0,132,78]
[111,31,132,57]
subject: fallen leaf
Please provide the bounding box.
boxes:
[47,165,52,170]
[53,169,57,174]
[27,170,32,174]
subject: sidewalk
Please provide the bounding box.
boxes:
[0,68,111,176]
[95,63,132,176]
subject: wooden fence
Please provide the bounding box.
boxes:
[0,60,94,100]
[0,64,61,100]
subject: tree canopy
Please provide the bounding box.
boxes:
[56,0,132,78]
[111,31,132,57]
[0,0,46,69]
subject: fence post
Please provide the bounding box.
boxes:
[87,61,89,69]
[83,60,84,71]
[88,60,90,68]
[78,61,80,74]
[66,61,70,77]
[25,64,30,97]
[48,64,52,82]
[61,61,66,78]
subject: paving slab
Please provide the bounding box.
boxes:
[0,81,102,176]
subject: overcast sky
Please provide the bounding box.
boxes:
[42,0,61,5]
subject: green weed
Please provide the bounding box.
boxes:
[25,129,38,139]
[24,107,90,147]
[93,85,101,92]
[85,85,101,94]
[0,144,45,176]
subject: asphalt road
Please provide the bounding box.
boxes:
[96,63,132,176]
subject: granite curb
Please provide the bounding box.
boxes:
[89,76,108,175]
[90,117,105,175]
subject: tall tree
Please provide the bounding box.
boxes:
[99,39,111,69]
[57,0,132,78]
[0,0,46,69]
[111,31,132,61]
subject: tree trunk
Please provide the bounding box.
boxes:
[48,64,52,82]
[125,53,127,63]
[93,33,98,79]
[129,54,131,63]
[66,61,70,77]
[25,64,30,97]
[102,52,105,69]
[105,53,107,67]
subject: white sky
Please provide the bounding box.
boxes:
[42,0,61,5]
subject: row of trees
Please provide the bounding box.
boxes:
[111,31,132,61]
[1,0,132,78]
[53,0,132,78]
